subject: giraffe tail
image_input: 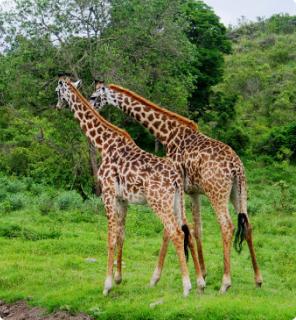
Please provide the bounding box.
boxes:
[233,167,249,253]
[234,213,249,253]
[182,224,190,261]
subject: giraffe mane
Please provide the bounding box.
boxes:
[67,81,133,142]
[109,84,198,131]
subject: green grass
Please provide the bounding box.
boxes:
[0,163,296,319]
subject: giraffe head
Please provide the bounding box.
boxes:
[89,80,110,110]
[56,75,82,109]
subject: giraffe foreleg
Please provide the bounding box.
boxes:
[103,215,117,296]
[171,230,192,297]
[101,190,118,296]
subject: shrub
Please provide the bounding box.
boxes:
[38,193,54,215]
[222,126,250,155]
[6,147,30,176]
[0,224,61,240]
[83,196,104,215]
[257,124,296,162]
[6,179,27,193]
[0,189,7,202]
[29,183,44,196]
[7,194,27,211]
[55,190,83,211]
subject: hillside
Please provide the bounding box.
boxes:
[216,15,296,160]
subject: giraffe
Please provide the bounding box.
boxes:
[89,81,263,293]
[55,76,206,297]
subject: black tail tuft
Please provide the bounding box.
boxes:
[234,213,248,253]
[182,224,190,262]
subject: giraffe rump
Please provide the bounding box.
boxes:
[181,224,190,261]
[234,213,248,253]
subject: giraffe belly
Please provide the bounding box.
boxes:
[126,192,147,205]
[184,172,204,194]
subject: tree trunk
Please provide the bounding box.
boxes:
[89,141,101,196]
[155,139,160,154]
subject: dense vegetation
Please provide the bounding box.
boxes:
[0,0,231,191]
[210,14,296,160]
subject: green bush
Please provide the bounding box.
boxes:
[0,224,61,240]
[38,193,55,215]
[257,124,296,162]
[0,189,7,201]
[7,194,27,211]
[29,183,44,196]
[55,190,83,211]
[5,147,30,176]
[222,126,250,155]
[6,179,27,193]
[83,196,104,215]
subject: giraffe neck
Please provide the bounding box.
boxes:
[105,86,197,146]
[67,84,133,153]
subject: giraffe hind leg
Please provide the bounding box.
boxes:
[114,199,128,285]
[230,182,263,287]
[190,193,206,278]
[150,229,170,287]
[148,196,192,296]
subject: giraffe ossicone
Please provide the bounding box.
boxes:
[55,76,205,297]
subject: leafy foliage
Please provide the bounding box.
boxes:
[216,15,296,160]
[0,0,232,191]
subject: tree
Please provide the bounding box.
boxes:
[182,0,232,119]
[0,0,197,191]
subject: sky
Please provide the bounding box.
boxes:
[204,0,296,26]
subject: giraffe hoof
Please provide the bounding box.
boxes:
[219,283,231,294]
[103,288,110,296]
[114,272,122,285]
[150,269,161,287]
[256,274,263,288]
[103,276,112,295]
[150,277,159,287]
[197,277,206,294]
[183,277,192,297]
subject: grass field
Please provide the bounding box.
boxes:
[0,160,296,319]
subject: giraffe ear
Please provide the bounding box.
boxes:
[73,79,82,89]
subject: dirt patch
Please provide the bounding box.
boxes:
[0,301,92,320]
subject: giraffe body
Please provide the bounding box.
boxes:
[55,77,205,296]
[90,83,263,292]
